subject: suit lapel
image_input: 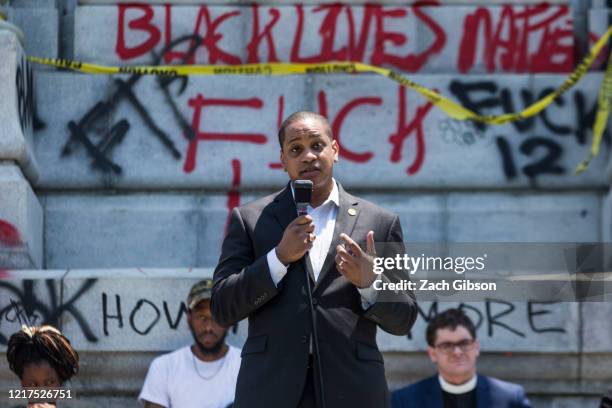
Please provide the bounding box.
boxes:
[269,183,296,232]
[313,182,359,293]
[476,375,490,408]
[268,183,316,283]
[427,376,444,408]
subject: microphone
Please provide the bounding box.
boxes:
[293,180,313,216]
[293,178,326,408]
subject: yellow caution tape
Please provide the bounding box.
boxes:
[575,40,612,173]
[28,25,612,173]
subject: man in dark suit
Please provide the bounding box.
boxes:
[392,309,531,408]
[211,111,417,408]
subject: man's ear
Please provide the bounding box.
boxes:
[280,149,287,172]
[426,346,438,364]
[332,139,339,162]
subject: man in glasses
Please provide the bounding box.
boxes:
[392,308,530,408]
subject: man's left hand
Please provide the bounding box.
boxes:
[335,231,377,289]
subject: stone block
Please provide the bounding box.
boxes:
[8,7,59,60]
[378,301,579,353]
[313,74,607,188]
[59,269,247,351]
[9,0,56,7]
[446,193,600,242]
[588,8,612,71]
[74,5,247,66]
[582,303,612,352]
[0,163,43,269]
[0,29,39,183]
[0,269,65,349]
[360,193,445,242]
[44,194,213,268]
[34,71,306,189]
[73,4,574,75]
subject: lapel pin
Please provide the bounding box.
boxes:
[348,208,357,216]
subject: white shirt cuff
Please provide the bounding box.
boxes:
[267,248,288,287]
[358,275,380,309]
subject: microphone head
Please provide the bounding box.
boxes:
[293,180,313,205]
[293,180,313,216]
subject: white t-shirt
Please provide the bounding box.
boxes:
[138,345,241,408]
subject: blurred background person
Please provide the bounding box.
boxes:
[6,324,80,407]
[138,279,241,408]
[392,308,530,408]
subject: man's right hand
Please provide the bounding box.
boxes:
[275,215,315,265]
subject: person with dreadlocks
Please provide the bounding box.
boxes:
[6,325,79,406]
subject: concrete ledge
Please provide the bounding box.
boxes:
[0,163,43,268]
[41,192,601,269]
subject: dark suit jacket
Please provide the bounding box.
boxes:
[391,374,531,408]
[211,182,417,408]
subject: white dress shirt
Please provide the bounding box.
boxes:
[266,179,378,308]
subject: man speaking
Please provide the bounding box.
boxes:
[211,111,417,408]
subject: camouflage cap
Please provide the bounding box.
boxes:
[187,279,214,310]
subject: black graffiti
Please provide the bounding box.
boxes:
[102,292,188,336]
[61,35,202,175]
[438,118,487,147]
[407,299,565,340]
[496,136,565,179]
[102,293,124,335]
[0,279,98,345]
[527,302,565,334]
[130,299,161,335]
[449,80,611,180]
[101,292,242,336]
[15,57,34,135]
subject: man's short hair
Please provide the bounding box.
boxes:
[425,308,477,346]
[277,111,333,147]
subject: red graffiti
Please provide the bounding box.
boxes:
[226,159,242,232]
[116,4,161,60]
[458,4,574,73]
[318,91,379,163]
[183,94,267,173]
[269,95,284,170]
[0,219,22,248]
[116,5,242,64]
[247,5,281,63]
[388,86,433,175]
[0,270,10,279]
[370,2,446,72]
[115,3,583,73]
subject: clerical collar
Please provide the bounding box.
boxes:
[438,375,477,394]
[290,178,339,208]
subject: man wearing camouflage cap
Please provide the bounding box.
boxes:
[139,279,241,408]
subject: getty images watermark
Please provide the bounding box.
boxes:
[371,253,494,292]
[368,243,612,302]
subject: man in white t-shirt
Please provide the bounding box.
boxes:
[139,279,241,408]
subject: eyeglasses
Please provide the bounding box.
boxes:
[434,339,475,354]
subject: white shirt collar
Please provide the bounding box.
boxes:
[290,178,339,209]
[438,374,477,394]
